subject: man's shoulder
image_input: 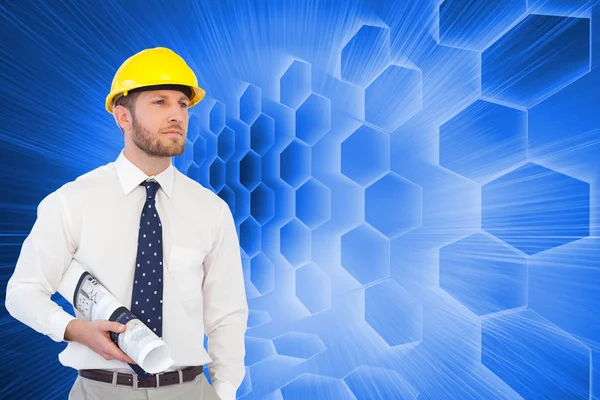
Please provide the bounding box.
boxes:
[56,161,117,197]
[33,161,117,213]
[175,169,227,209]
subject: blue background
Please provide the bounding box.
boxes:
[1,0,600,398]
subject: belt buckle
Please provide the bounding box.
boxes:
[132,373,139,389]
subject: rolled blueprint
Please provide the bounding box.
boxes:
[58,260,174,374]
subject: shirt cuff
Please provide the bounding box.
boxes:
[49,308,76,342]
[213,381,237,400]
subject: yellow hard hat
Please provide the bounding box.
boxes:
[105,47,206,114]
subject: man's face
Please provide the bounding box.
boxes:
[129,90,190,157]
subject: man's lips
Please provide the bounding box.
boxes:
[163,130,183,136]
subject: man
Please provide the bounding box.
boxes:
[5,47,248,400]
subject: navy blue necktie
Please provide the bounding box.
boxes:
[129,180,164,377]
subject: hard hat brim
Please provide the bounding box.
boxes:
[106,83,206,114]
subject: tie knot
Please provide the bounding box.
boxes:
[142,181,160,200]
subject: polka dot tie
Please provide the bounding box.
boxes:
[131,181,164,340]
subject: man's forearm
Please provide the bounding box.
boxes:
[5,190,78,342]
[5,286,76,342]
[206,315,248,400]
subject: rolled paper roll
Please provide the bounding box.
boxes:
[57,260,174,374]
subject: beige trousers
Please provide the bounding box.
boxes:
[68,373,221,400]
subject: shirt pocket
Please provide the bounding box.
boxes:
[167,246,205,310]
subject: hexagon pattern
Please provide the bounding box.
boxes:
[177,137,194,173]
[250,113,275,156]
[210,101,226,134]
[192,134,207,166]
[250,252,275,295]
[365,64,422,132]
[281,374,356,400]
[365,172,422,239]
[344,366,418,400]
[187,112,201,143]
[280,60,311,109]
[530,0,593,15]
[295,93,331,145]
[482,162,590,255]
[166,22,594,395]
[245,336,276,367]
[295,178,331,230]
[273,331,327,360]
[341,125,390,186]
[250,183,275,226]
[341,224,390,285]
[236,367,253,398]
[439,0,527,51]
[341,25,390,87]
[11,3,598,399]
[295,262,331,314]
[280,139,311,188]
[186,162,200,184]
[482,310,591,399]
[439,99,527,183]
[482,14,590,107]
[527,238,600,348]
[280,219,311,267]
[209,157,226,192]
[439,233,528,316]
[240,84,261,125]
[365,279,422,346]
[240,150,261,191]
[248,309,271,328]
[240,217,261,258]
[218,185,235,214]
[217,126,235,162]
[190,7,592,400]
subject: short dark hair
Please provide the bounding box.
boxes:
[114,91,141,114]
[114,92,140,132]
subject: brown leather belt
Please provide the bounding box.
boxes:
[79,366,204,388]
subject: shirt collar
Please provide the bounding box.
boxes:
[115,151,174,198]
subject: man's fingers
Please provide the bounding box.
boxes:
[124,354,136,364]
[98,320,126,333]
[104,342,135,364]
[114,348,136,364]
[111,322,126,333]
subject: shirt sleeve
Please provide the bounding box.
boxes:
[5,189,77,342]
[202,199,249,399]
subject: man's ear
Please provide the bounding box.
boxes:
[113,105,133,132]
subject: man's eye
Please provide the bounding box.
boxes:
[180,102,189,108]
[154,100,164,105]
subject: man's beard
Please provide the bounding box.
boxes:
[131,117,185,157]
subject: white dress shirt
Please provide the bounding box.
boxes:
[5,151,248,400]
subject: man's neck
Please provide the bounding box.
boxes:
[123,146,171,177]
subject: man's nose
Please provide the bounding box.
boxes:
[168,110,184,124]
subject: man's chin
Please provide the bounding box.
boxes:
[162,147,185,157]
[170,148,185,157]
[141,146,185,158]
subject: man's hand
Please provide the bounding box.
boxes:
[64,320,136,364]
